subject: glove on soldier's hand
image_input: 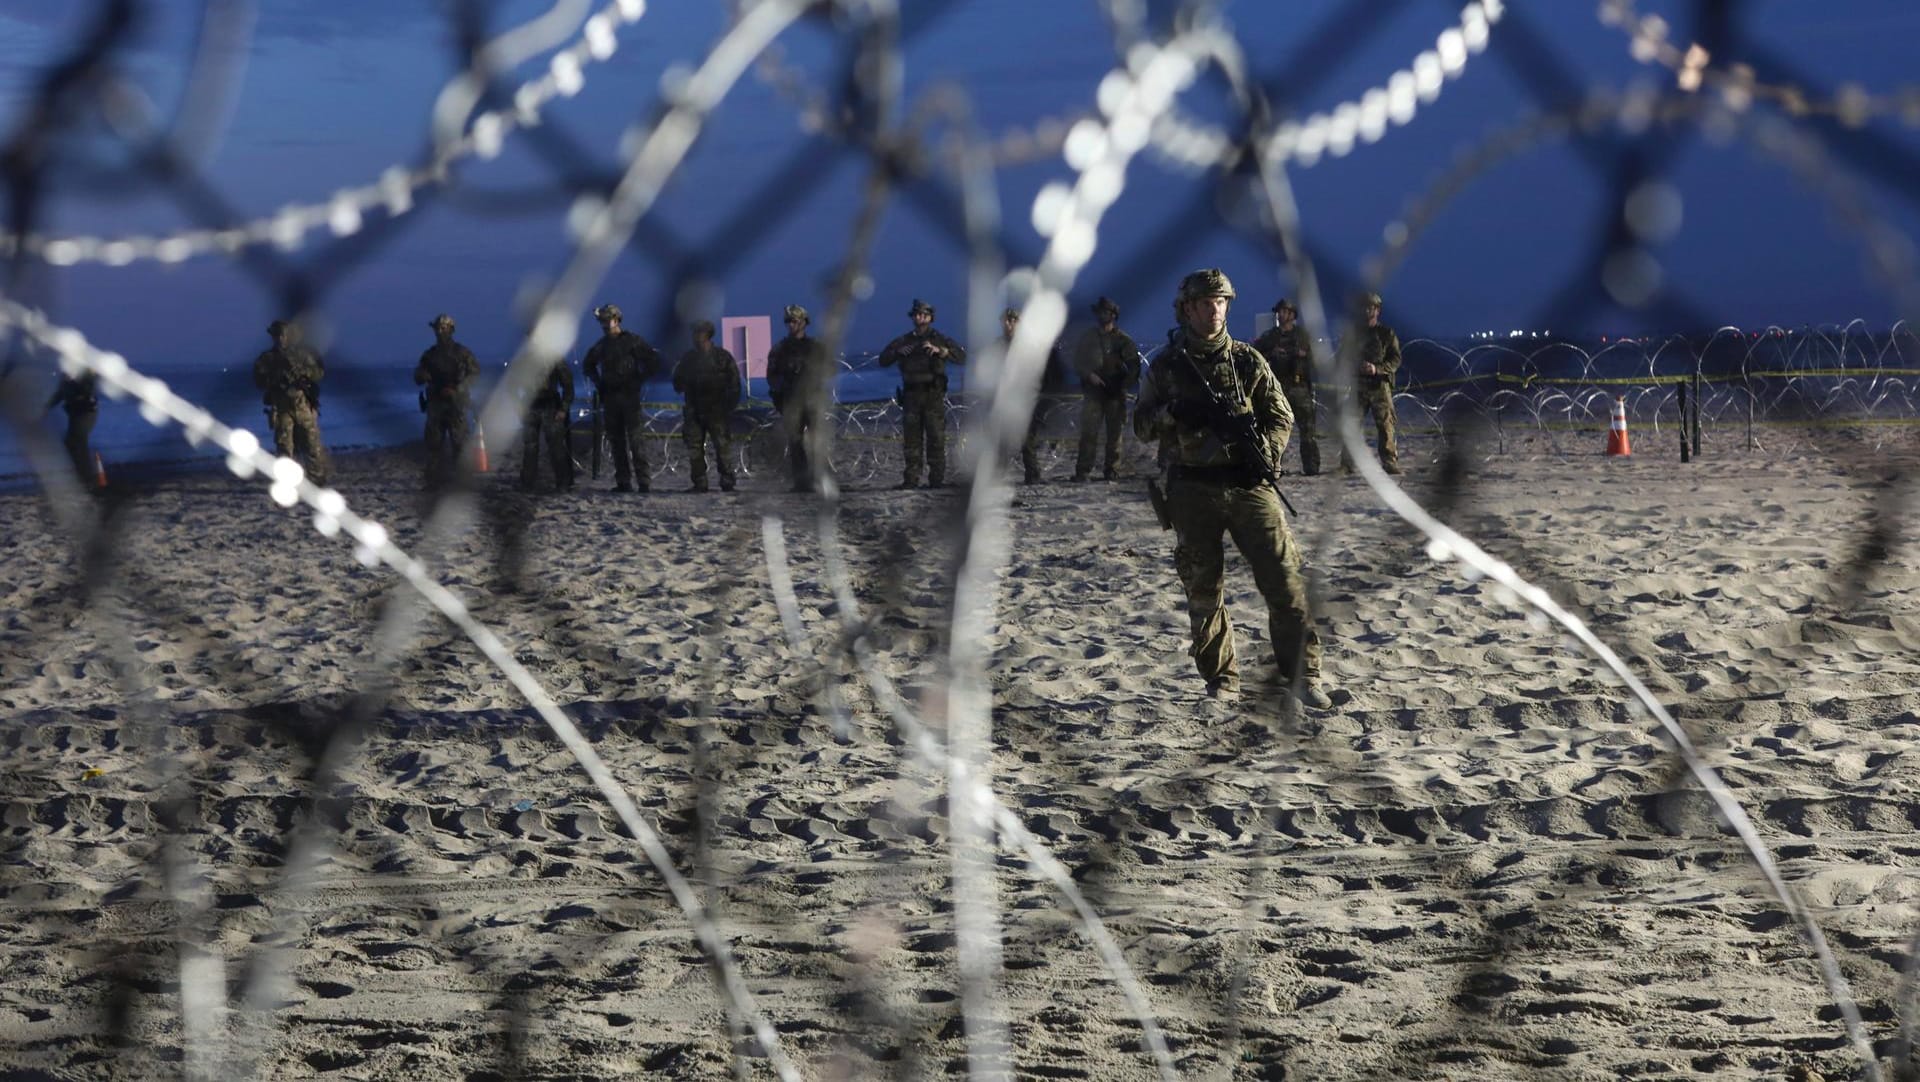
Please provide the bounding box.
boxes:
[1168,399,1211,427]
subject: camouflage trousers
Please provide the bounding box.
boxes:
[1168,477,1321,686]
[601,395,650,490]
[63,408,96,487]
[270,398,331,485]
[1338,380,1398,472]
[1021,412,1043,483]
[779,394,828,490]
[899,386,946,485]
[1283,383,1321,476]
[423,397,468,485]
[682,405,736,491]
[520,405,573,491]
[1074,393,1126,479]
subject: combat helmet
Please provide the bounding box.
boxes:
[691,319,716,337]
[1092,296,1120,318]
[908,298,935,318]
[593,303,623,323]
[429,313,456,331]
[1001,307,1019,322]
[783,304,809,325]
[1177,268,1235,303]
[1359,291,1383,310]
[266,319,291,338]
[1272,297,1296,315]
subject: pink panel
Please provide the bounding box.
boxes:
[721,315,772,379]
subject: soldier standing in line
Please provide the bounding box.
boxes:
[1132,269,1331,708]
[583,303,662,493]
[42,368,100,488]
[413,314,480,487]
[1338,291,1403,474]
[1003,307,1044,485]
[521,353,575,493]
[999,307,1066,485]
[1071,296,1140,482]
[1251,298,1321,476]
[252,320,332,485]
[878,298,965,489]
[766,303,833,493]
[672,320,742,493]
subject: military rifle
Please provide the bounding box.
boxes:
[1181,349,1300,518]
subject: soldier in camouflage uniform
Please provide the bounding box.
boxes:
[1251,297,1320,476]
[252,320,332,485]
[878,298,965,488]
[1337,292,1402,474]
[1003,307,1043,485]
[672,320,742,493]
[1133,269,1330,708]
[766,303,832,492]
[999,306,1071,485]
[413,314,480,487]
[583,303,663,493]
[522,353,575,492]
[1071,296,1140,481]
[43,369,100,488]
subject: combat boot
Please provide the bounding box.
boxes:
[1289,679,1334,710]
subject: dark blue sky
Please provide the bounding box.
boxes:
[4,0,1920,373]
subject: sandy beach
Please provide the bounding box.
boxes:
[3,424,1919,1080]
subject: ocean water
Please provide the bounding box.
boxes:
[4,329,1911,482]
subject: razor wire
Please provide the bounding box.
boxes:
[1600,0,1920,126]
[0,0,653,266]
[4,0,1920,1079]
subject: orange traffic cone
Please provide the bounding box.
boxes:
[1605,395,1631,456]
[474,425,490,473]
[93,451,108,488]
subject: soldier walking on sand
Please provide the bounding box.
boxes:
[413,313,480,487]
[1132,269,1331,708]
[1337,291,1402,474]
[1072,296,1140,482]
[43,369,100,489]
[766,303,833,492]
[878,298,965,489]
[252,320,332,485]
[1252,297,1321,476]
[672,320,742,493]
[522,353,575,493]
[583,303,662,493]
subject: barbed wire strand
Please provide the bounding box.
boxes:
[1599,0,1920,128]
[167,0,256,167]
[1140,0,1505,173]
[781,513,1185,1079]
[0,0,652,267]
